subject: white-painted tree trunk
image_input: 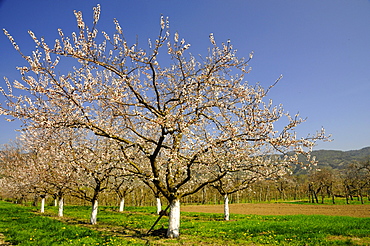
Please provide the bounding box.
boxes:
[90,199,98,224]
[167,199,180,238]
[156,197,162,214]
[54,198,57,207]
[119,197,125,212]
[58,197,64,217]
[224,194,230,221]
[40,197,45,213]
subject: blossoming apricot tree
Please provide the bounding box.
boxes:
[20,129,78,217]
[1,5,329,237]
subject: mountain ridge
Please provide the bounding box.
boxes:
[309,146,370,170]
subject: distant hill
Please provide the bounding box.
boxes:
[290,147,370,174]
[312,147,370,170]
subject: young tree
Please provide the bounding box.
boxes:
[0,143,33,203]
[145,181,164,215]
[1,5,329,237]
[210,149,291,220]
[343,160,370,204]
[308,168,335,204]
[19,129,81,217]
[110,175,137,212]
[0,141,50,212]
[66,133,126,224]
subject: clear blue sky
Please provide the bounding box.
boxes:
[0,0,369,151]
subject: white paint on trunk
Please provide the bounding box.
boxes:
[156,197,162,214]
[40,197,45,213]
[167,199,180,238]
[119,197,125,212]
[54,199,57,207]
[90,199,98,224]
[224,194,230,221]
[58,197,64,217]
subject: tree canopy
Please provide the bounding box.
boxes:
[0,5,329,238]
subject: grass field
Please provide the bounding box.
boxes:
[0,200,369,245]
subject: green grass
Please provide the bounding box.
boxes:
[180,213,370,245]
[0,201,138,245]
[0,200,369,245]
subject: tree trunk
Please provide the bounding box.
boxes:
[167,198,180,238]
[119,197,125,212]
[32,195,38,207]
[321,194,324,204]
[266,185,271,202]
[308,184,315,203]
[156,197,162,215]
[223,194,230,221]
[90,199,98,224]
[345,185,350,204]
[40,196,45,213]
[58,196,64,217]
[140,188,144,206]
[313,188,319,203]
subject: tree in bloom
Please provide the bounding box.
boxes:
[0,140,51,212]
[1,5,330,237]
[0,142,34,203]
[61,131,126,225]
[110,174,138,212]
[19,128,83,217]
[0,129,82,215]
[209,148,289,220]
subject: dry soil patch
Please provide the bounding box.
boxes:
[182,203,370,217]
